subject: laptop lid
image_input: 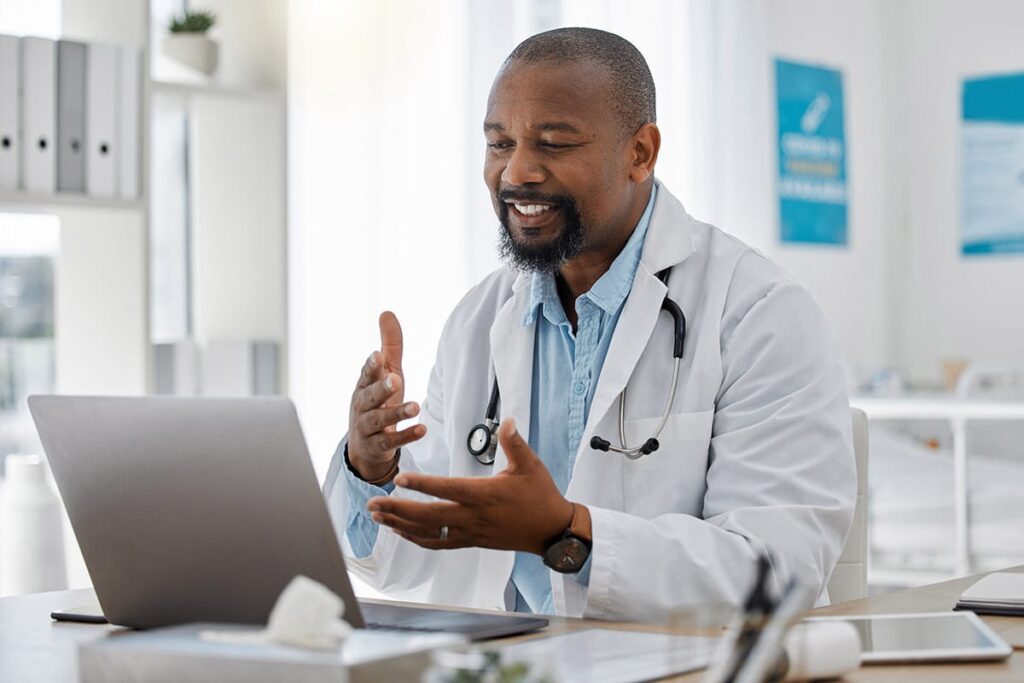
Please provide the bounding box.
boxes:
[28,395,366,629]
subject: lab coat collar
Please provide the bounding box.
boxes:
[488,277,534,473]
[639,179,695,275]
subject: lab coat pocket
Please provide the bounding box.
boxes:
[621,410,713,518]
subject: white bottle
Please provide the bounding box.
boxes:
[0,454,67,596]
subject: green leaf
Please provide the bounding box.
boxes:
[168,9,216,34]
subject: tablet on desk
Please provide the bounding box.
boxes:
[802,612,1012,663]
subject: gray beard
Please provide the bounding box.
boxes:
[496,218,584,273]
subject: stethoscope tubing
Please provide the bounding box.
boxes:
[605,355,681,459]
[469,267,685,463]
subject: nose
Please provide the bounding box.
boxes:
[501,146,546,187]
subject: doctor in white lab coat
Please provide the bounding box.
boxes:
[323,28,855,622]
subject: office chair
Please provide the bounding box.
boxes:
[826,408,869,604]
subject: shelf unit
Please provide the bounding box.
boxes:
[0,189,145,213]
[150,78,284,102]
[0,0,288,398]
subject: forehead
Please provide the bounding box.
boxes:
[485,59,617,133]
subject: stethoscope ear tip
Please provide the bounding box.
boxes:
[590,436,611,452]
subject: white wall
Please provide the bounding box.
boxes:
[694,0,900,385]
[55,208,148,395]
[288,0,472,477]
[717,0,1024,385]
[190,96,286,345]
[896,0,1024,382]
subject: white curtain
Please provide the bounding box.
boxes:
[288,0,724,477]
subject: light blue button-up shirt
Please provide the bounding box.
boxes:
[342,186,657,614]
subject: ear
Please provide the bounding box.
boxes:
[628,123,661,183]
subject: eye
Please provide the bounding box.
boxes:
[487,141,513,150]
[539,142,576,150]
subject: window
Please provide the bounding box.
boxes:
[0,215,59,460]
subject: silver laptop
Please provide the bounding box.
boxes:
[28,395,547,639]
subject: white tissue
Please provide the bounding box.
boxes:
[201,575,353,650]
[783,621,861,681]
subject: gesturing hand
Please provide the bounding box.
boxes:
[367,418,575,556]
[347,311,426,482]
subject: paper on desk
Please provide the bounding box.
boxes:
[498,628,718,683]
[960,572,1024,607]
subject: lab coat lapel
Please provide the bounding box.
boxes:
[584,269,665,448]
[488,273,534,473]
[582,184,696,459]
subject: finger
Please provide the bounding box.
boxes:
[366,497,464,527]
[366,423,426,452]
[357,401,419,435]
[379,311,404,373]
[371,511,456,541]
[393,472,485,505]
[356,373,403,412]
[497,418,536,470]
[393,529,465,551]
[356,352,384,389]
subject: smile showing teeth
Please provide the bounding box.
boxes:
[513,203,553,216]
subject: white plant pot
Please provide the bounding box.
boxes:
[162,34,219,75]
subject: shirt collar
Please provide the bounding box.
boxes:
[523,184,658,326]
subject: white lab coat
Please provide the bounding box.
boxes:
[323,182,856,622]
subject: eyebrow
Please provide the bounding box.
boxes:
[483,121,584,134]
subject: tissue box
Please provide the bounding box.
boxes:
[79,623,465,683]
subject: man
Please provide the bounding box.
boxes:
[323,28,855,622]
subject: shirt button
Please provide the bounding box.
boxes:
[573,382,586,395]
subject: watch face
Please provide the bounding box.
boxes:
[467,425,490,456]
[544,537,590,574]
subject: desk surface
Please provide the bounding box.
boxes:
[2,565,1023,682]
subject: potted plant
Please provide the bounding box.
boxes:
[162,9,219,75]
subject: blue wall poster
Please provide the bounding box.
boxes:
[961,72,1024,256]
[775,59,848,245]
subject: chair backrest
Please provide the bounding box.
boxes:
[826,408,869,603]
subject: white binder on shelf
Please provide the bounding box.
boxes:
[0,35,20,190]
[86,42,118,197]
[118,45,140,199]
[20,36,57,193]
[57,39,86,193]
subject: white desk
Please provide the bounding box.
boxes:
[4,568,1024,682]
[850,395,1024,576]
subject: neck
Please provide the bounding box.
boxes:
[554,181,653,329]
[557,182,653,301]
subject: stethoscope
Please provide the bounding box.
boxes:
[466,268,686,464]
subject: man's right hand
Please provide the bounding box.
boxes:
[347,311,426,483]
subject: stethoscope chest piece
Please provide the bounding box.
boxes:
[467,421,498,465]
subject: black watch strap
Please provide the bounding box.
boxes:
[542,504,592,574]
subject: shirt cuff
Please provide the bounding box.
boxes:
[574,553,593,587]
[342,443,395,558]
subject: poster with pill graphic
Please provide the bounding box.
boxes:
[775,59,848,246]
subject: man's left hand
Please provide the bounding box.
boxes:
[366,418,573,555]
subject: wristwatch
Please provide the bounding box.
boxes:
[542,503,592,574]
